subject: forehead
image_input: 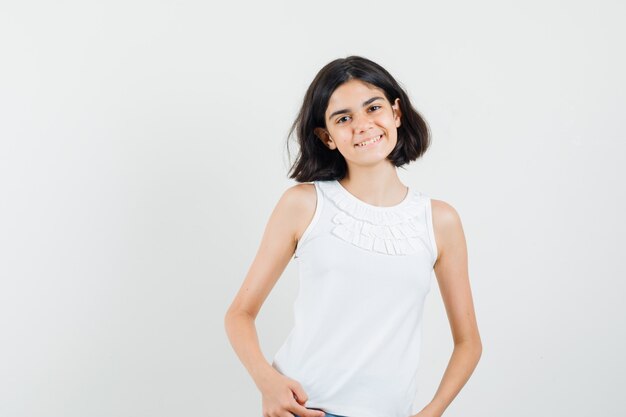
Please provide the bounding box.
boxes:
[326,79,386,113]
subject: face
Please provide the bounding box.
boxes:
[314,79,402,167]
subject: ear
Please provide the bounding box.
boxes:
[314,127,336,150]
[392,98,402,128]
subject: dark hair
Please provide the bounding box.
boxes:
[286,55,431,182]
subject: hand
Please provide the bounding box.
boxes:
[259,372,325,417]
[410,404,442,417]
[410,409,441,417]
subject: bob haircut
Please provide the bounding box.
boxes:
[287,55,431,182]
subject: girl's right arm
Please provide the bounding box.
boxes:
[224,184,325,417]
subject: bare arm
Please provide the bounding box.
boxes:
[415,200,483,417]
[223,184,324,417]
[223,186,299,386]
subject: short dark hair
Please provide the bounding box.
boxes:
[286,55,431,182]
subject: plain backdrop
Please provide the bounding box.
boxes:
[1,1,625,416]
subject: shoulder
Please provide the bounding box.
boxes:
[276,182,317,243]
[431,198,462,227]
[280,182,317,211]
[430,198,466,259]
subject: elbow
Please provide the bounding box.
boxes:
[224,306,239,326]
[470,335,482,352]
[223,308,239,338]
[224,306,255,329]
[223,306,238,332]
[464,340,482,366]
[455,337,483,358]
[469,336,482,356]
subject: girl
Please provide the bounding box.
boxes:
[224,56,482,417]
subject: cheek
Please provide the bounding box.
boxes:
[377,112,396,125]
[332,128,351,141]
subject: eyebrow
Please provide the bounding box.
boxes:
[327,96,385,121]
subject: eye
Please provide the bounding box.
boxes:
[336,115,351,124]
[369,105,381,112]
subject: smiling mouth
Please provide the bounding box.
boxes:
[354,134,383,147]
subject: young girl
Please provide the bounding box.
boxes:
[224,56,482,417]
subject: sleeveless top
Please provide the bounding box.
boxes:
[271,179,438,417]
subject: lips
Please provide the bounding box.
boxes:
[354,134,383,147]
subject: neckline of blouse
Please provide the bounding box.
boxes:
[332,179,412,211]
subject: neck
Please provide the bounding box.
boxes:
[339,164,407,207]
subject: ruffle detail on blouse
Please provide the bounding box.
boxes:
[318,180,432,256]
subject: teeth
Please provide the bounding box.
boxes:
[356,135,382,147]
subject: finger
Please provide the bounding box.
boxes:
[290,384,308,405]
[292,404,325,417]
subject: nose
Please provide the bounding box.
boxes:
[352,111,374,133]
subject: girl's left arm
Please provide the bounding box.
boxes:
[413,199,483,417]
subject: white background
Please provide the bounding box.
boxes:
[1,1,624,416]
